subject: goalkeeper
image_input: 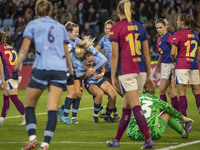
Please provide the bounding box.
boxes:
[127,87,194,141]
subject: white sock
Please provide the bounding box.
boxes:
[40,142,49,148]
[93,114,98,117]
[0,117,4,121]
[29,135,36,141]
[100,109,104,114]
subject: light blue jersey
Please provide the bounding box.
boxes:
[75,57,104,85]
[98,36,111,72]
[68,37,82,70]
[23,16,70,71]
[68,37,107,76]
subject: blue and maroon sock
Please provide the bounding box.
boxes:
[10,95,25,115]
[171,96,180,112]
[160,94,167,103]
[195,94,200,113]
[1,94,10,118]
[179,96,188,117]
[132,105,151,141]
[115,108,131,140]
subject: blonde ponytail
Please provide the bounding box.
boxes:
[118,0,132,23]
[124,0,131,22]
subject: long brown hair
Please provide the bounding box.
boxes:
[179,13,200,33]
[65,21,79,32]
[117,0,132,22]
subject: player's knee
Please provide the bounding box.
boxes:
[96,90,104,100]
[109,93,116,103]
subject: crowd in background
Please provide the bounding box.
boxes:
[0,0,200,63]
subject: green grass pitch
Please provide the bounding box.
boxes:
[0,88,200,150]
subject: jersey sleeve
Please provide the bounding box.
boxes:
[153,98,183,120]
[172,32,180,47]
[139,25,148,42]
[98,37,104,49]
[71,52,85,68]
[167,33,173,46]
[23,21,34,40]
[74,63,86,78]
[88,46,107,70]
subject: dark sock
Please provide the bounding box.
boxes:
[171,96,180,112]
[195,94,200,113]
[115,108,131,140]
[44,111,57,144]
[25,107,36,136]
[112,105,117,114]
[10,95,25,115]
[63,97,74,116]
[72,98,81,117]
[160,94,167,103]
[179,96,188,117]
[132,105,151,141]
[1,94,10,118]
[94,103,101,115]
[106,107,112,116]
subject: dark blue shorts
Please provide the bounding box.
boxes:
[104,71,111,79]
[84,77,106,94]
[28,69,67,91]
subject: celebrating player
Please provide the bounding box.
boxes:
[106,0,155,149]
[0,30,25,125]
[95,20,120,121]
[75,45,116,123]
[171,14,200,117]
[57,22,107,124]
[153,18,180,112]
[12,0,74,149]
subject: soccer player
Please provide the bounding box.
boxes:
[12,0,74,149]
[57,22,107,124]
[95,20,120,121]
[153,18,180,112]
[106,0,155,149]
[0,30,25,125]
[127,87,194,141]
[171,14,200,118]
[75,46,116,123]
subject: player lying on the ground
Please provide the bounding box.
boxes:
[127,87,194,141]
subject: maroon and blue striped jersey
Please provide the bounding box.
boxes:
[0,44,21,80]
[172,29,200,70]
[109,19,148,76]
[157,32,173,63]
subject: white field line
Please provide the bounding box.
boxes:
[0,141,180,145]
[156,140,200,150]
[6,107,96,119]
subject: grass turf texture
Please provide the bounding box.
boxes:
[0,88,200,150]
